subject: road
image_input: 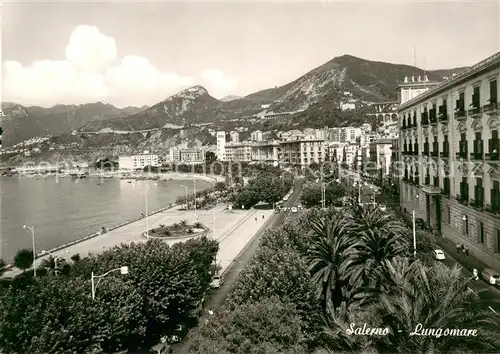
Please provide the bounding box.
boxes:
[172,179,303,354]
[2,205,263,279]
[372,189,500,315]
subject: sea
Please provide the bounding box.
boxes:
[0,176,212,263]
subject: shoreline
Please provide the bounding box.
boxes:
[1,174,218,272]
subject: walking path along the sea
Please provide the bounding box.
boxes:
[2,204,273,278]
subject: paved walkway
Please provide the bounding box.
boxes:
[3,205,270,278]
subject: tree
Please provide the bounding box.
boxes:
[325,183,347,206]
[366,257,500,353]
[248,174,287,207]
[191,297,308,354]
[233,188,260,209]
[39,255,68,276]
[300,182,322,208]
[14,249,34,272]
[306,211,354,312]
[205,151,217,165]
[342,204,409,294]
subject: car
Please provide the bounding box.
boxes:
[291,207,298,213]
[481,268,500,285]
[283,196,289,201]
[274,209,280,214]
[283,206,290,211]
[210,275,224,288]
[297,204,303,209]
[433,249,446,260]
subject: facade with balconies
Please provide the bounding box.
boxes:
[398,51,500,271]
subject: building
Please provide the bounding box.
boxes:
[230,131,240,143]
[278,137,327,167]
[169,147,205,164]
[119,152,159,170]
[251,130,263,141]
[216,131,226,161]
[398,51,500,271]
[340,127,362,143]
[225,142,253,162]
[251,141,279,166]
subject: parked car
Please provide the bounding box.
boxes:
[291,207,298,213]
[210,275,224,288]
[481,268,500,285]
[433,249,446,261]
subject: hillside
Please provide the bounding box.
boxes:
[1,102,145,146]
[3,54,470,149]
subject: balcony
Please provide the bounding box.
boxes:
[424,176,430,185]
[484,101,499,115]
[455,109,466,120]
[470,152,484,161]
[456,194,469,205]
[431,151,439,158]
[468,106,482,119]
[423,150,429,157]
[441,187,450,197]
[422,184,441,195]
[486,151,499,162]
[456,152,467,160]
[485,203,500,216]
[440,151,450,159]
[470,199,484,210]
[438,107,448,122]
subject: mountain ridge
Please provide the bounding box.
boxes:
[2,54,470,147]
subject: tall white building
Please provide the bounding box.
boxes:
[119,153,159,170]
[251,130,263,141]
[230,131,240,142]
[216,131,226,161]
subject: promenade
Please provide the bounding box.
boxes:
[3,204,272,278]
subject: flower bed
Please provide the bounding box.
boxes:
[147,221,208,239]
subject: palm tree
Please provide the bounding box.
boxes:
[342,204,409,294]
[180,220,188,227]
[366,257,500,353]
[306,211,354,313]
[40,255,66,276]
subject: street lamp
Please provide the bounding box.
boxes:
[91,266,129,300]
[193,178,197,216]
[134,182,157,236]
[353,181,361,204]
[22,225,36,277]
[181,184,188,211]
[411,193,420,258]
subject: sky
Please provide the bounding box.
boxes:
[1,0,499,108]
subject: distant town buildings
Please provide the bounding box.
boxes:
[251,130,263,141]
[230,131,240,143]
[119,152,159,170]
[216,131,226,161]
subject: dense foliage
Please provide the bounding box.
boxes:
[189,199,500,353]
[0,237,218,354]
[300,181,347,208]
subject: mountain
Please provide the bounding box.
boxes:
[3,54,470,148]
[219,95,242,102]
[1,102,146,146]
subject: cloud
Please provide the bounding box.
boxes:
[201,69,239,99]
[2,25,217,108]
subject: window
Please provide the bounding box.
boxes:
[478,222,485,244]
[490,80,498,103]
[464,217,469,235]
[472,86,480,107]
[496,229,500,253]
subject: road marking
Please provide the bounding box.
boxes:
[489,306,498,314]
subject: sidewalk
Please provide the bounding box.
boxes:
[437,236,500,274]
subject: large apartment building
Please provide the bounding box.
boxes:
[119,153,159,170]
[398,52,500,270]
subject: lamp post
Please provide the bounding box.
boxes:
[353,181,361,204]
[134,182,157,236]
[181,184,188,211]
[412,210,417,258]
[212,199,217,239]
[91,266,129,300]
[22,225,36,277]
[193,178,197,216]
